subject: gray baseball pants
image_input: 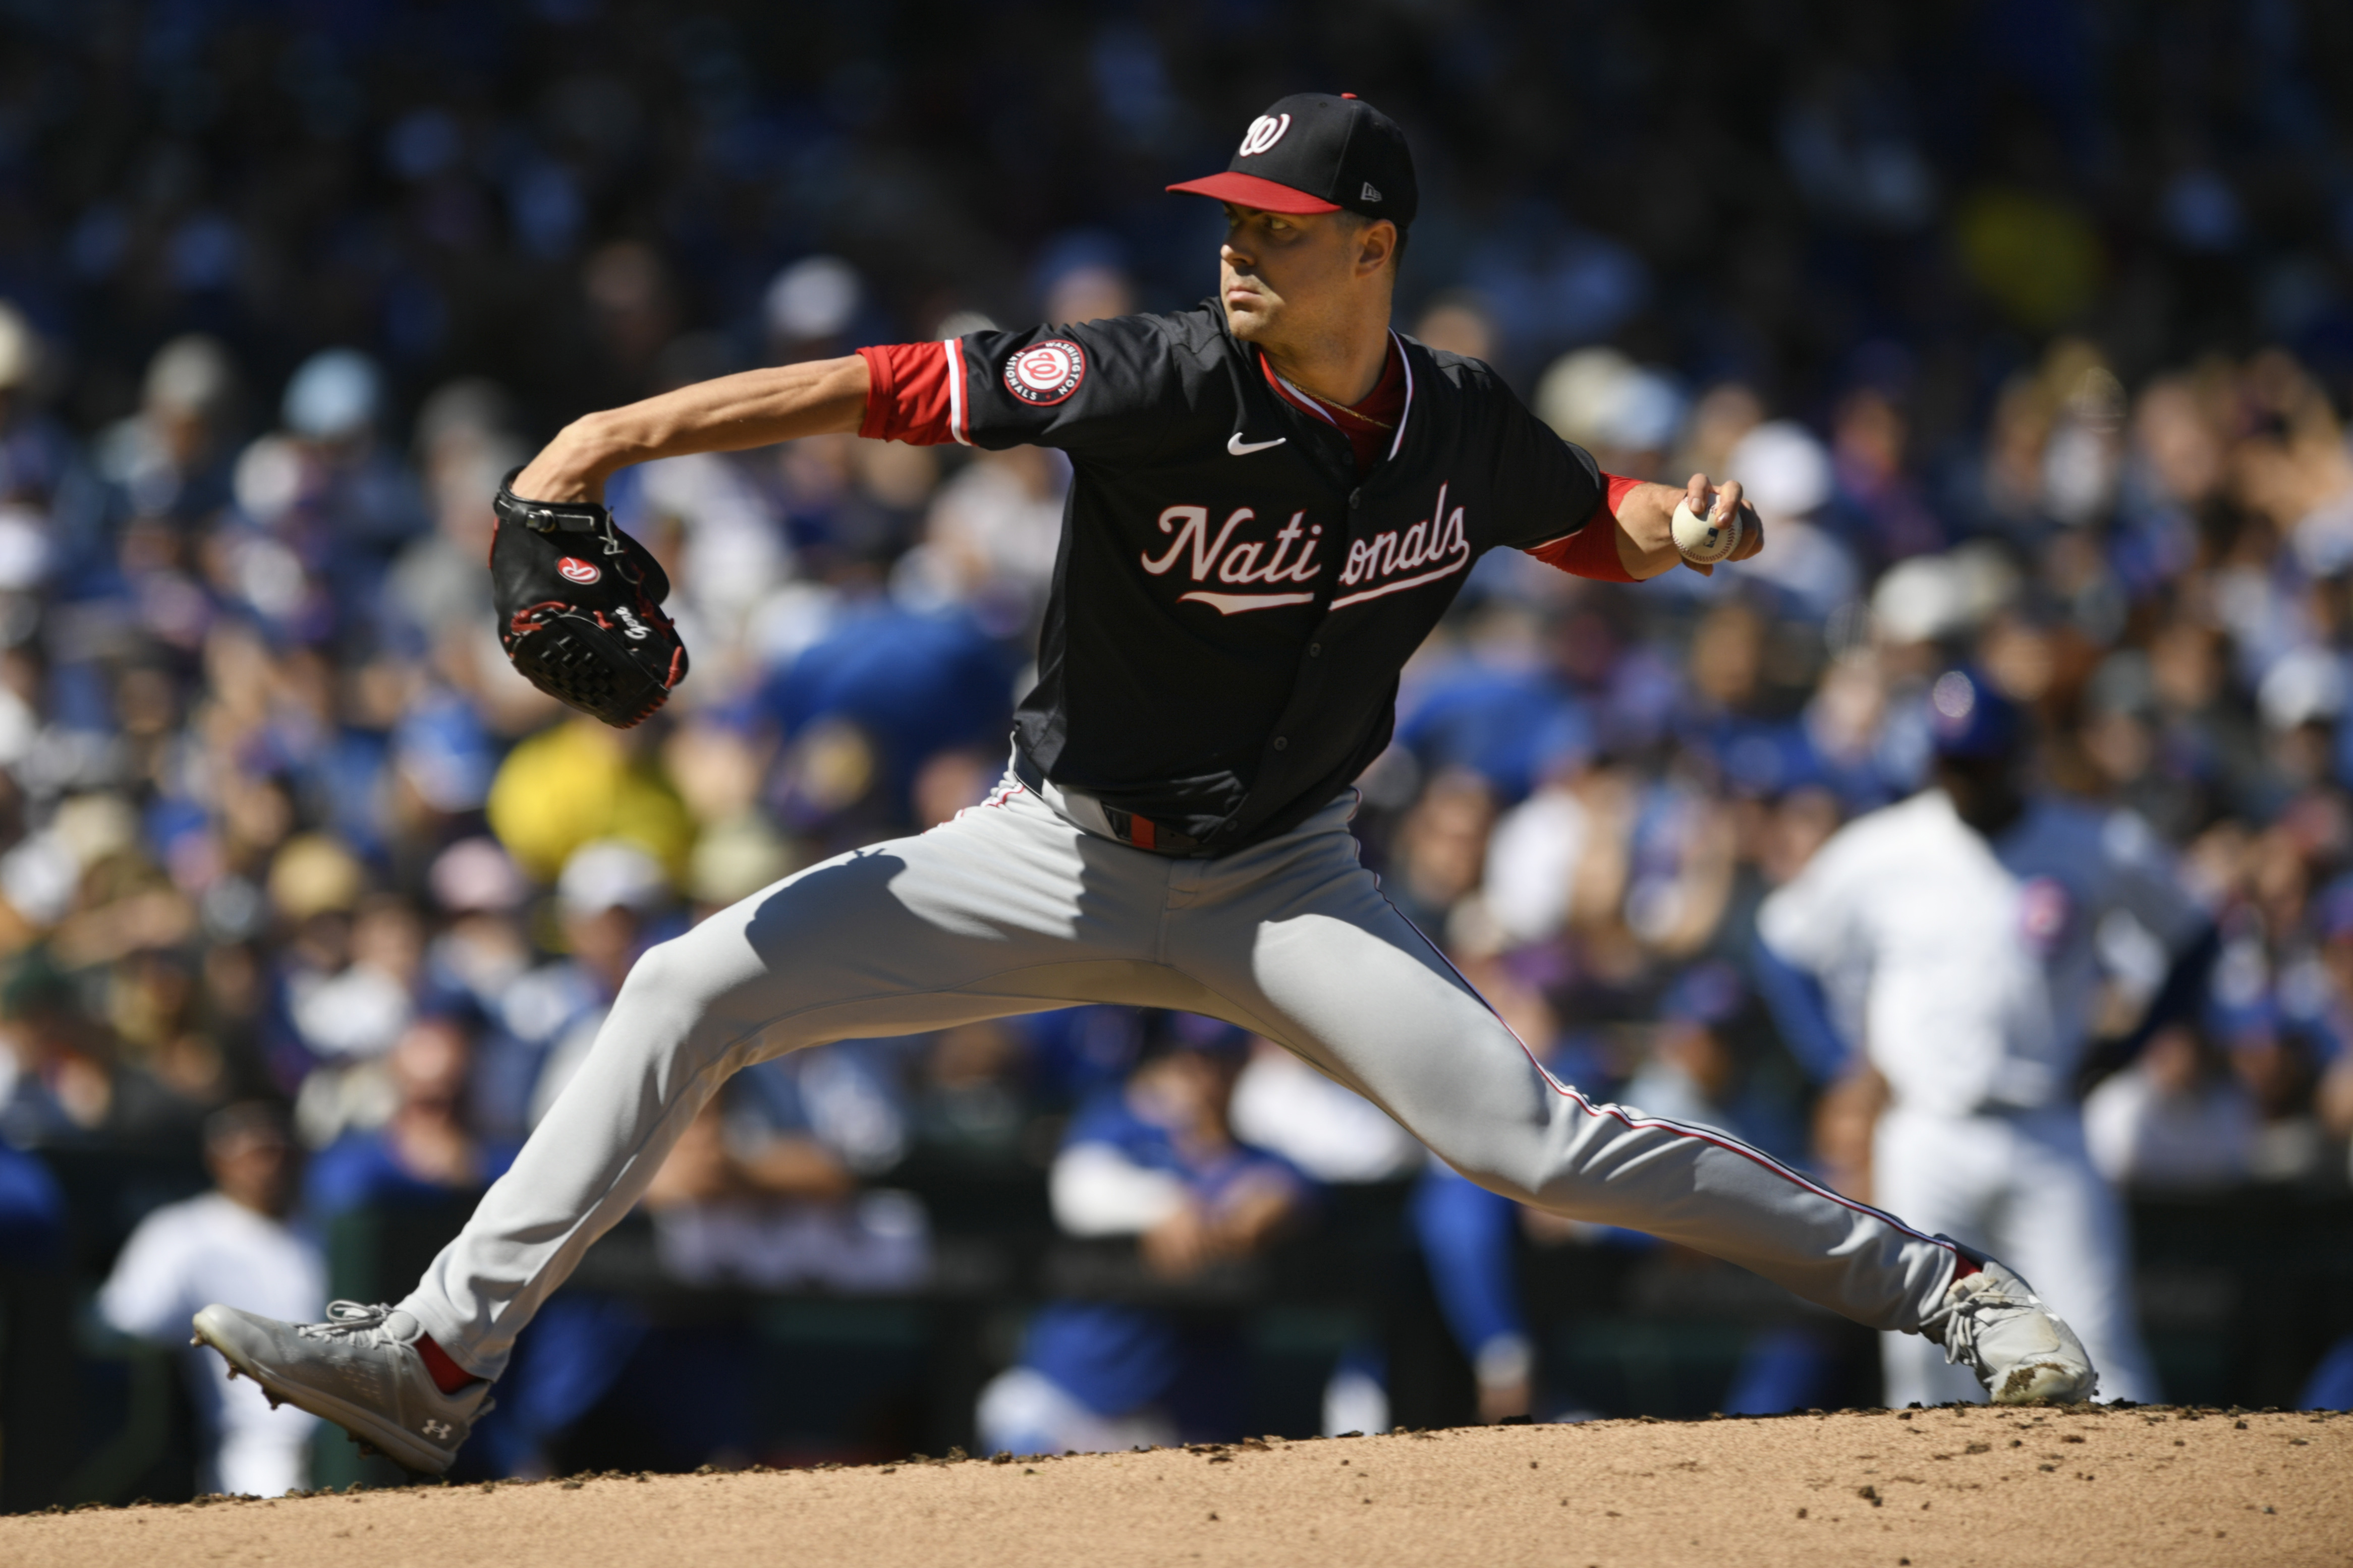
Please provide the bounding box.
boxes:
[403,772,1962,1380]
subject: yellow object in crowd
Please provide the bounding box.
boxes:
[487,718,694,885]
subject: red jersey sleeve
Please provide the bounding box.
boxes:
[1526,474,1645,582]
[856,341,964,445]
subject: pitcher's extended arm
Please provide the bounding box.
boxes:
[512,355,872,504]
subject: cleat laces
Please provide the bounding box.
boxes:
[295,1301,409,1348]
[1922,1274,2033,1368]
[1921,1269,2077,1383]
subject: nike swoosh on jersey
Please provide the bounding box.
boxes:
[1226,433,1287,456]
[1179,590,1316,615]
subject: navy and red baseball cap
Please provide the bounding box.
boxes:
[1168,92,1418,228]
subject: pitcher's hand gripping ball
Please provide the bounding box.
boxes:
[490,471,688,727]
[1672,496,1743,564]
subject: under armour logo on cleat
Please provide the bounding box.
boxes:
[422,1420,453,1439]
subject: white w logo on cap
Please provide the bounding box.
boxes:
[1237,113,1291,156]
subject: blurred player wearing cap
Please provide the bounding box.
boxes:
[1757,670,2209,1406]
[194,95,2098,1473]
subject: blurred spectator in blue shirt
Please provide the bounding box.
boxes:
[285,889,426,1147]
[641,1042,923,1293]
[978,1020,1312,1455]
[1379,768,1499,937]
[0,1138,64,1265]
[306,1016,517,1222]
[1673,599,1824,803]
[763,599,1013,844]
[1395,603,1590,809]
[96,335,241,525]
[502,839,677,1137]
[216,349,425,647]
[92,335,242,652]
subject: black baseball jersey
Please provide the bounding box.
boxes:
[865,302,1607,852]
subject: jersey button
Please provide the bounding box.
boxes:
[1272,736,1288,750]
[1308,643,1321,656]
[1348,490,1362,509]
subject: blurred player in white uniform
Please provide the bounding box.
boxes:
[99,1105,324,1495]
[1757,670,2202,1406]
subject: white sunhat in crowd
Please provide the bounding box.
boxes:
[764,255,862,346]
[282,346,384,441]
[145,333,237,417]
[1535,346,1686,455]
[556,837,673,920]
[1725,418,1834,519]
[2258,645,2348,731]
[1871,543,2022,646]
[428,836,529,914]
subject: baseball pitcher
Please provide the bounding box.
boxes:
[195,94,2096,1473]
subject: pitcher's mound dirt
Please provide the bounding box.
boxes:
[8,1406,2348,1568]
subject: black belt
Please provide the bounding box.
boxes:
[1013,752,1207,856]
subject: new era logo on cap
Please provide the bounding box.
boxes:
[1167,92,1418,227]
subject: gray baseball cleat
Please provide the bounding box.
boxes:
[1919,1254,2099,1405]
[191,1300,491,1474]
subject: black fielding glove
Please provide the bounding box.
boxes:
[490,470,689,728]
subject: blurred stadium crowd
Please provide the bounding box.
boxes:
[3,0,2353,1500]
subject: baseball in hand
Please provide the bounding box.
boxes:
[1671,497,1742,564]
